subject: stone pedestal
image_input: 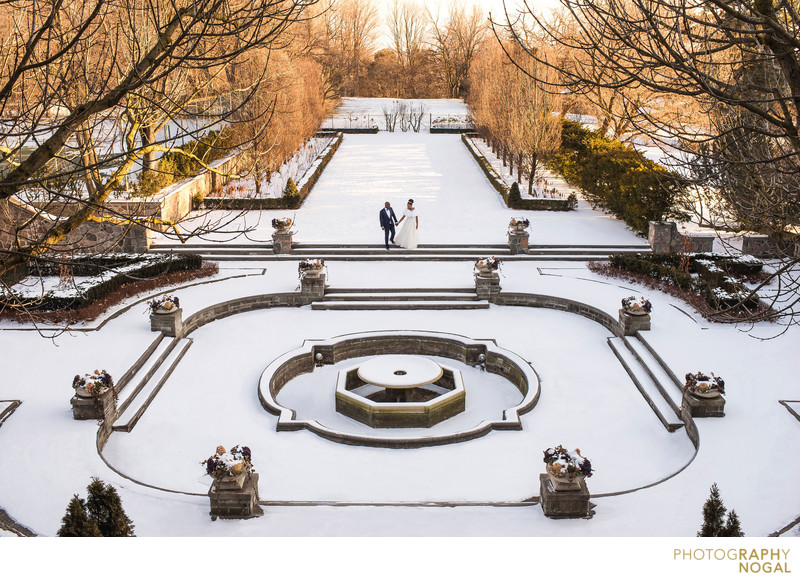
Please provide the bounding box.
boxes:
[300,271,326,299]
[618,309,651,335]
[71,388,116,421]
[539,474,591,519]
[681,390,725,418]
[648,221,678,253]
[150,308,183,338]
[272,231,293,254]
[475,272,501,301]
[508,230,529,255]
[209,472,263,520]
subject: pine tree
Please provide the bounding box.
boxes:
[57,495,102,537]
[698,483,726,537]
[721,509,745,537]
[86,478,135,537]
[508,181,522,208]
[283,178,300,209]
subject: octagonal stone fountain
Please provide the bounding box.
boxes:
[336,355,466,428]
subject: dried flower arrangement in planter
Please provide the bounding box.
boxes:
[621,295,652,315]
[543,445,593,491]
[684,372,725,398]
[73,369,115,398]
[148,294,180,314]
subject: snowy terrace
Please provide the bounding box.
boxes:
[0,99,798,542]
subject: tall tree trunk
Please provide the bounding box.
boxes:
[140,125,157,174]
[528,153,538,197]
[517,153,523,183]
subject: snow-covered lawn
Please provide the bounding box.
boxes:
[155,132,644,246]
[2,106,799,551]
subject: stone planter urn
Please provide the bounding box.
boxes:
[540,446,593,519]
[681,372,726,418]
[474,258,501,301]
[619,297,652,335]
[299,260,326,299]
[272,218,294,254]
[204,445,263,520]
[71,371,117,421]
[546,466,585,492]
[507,219,530,255]
[149,296,183,337]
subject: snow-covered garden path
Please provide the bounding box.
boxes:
[1,110,799,543]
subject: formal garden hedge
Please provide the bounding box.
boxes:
[203,132,343,211]
[607,252,763,311]
[551,120,686,233]
[3,253,203,312]
[461,134,575,211]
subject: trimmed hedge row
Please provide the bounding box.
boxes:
[461,134,574,211]
[551,120,685,233]
[6,253,203,311]
[609,253,762,310]
[203,132,343,211]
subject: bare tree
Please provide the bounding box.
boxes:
[0,0,321,281]
[428,2,487,99]
[322,0,380,96]
[496,0,800,324]
[388,0,429,97]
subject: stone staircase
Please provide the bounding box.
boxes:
[149,241,651,262]
[311,288,489,310]
[112,335,193,433]
[607,334,685,432]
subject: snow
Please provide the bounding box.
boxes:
[219,135,335,199]
[154,132,644,246]
[2,101,799,574]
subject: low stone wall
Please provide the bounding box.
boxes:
[182,293,308,335]
[648,221,714,253]
[741,234,798,258]
[495,293,622,336]
[103,152,244,228]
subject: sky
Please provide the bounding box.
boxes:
[370,0,562,48]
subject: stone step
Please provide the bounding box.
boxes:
[115,336,173,414]
[622,336,684,413]
[112,339,193,433]
[311,300,490,310]
[150,253,633,262]
[607,337,684,432]
[322,292,480,302]
[325,287,474,294]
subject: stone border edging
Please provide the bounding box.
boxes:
[97,288,703,506]
[257,330,541,448]
[0,270,265,333]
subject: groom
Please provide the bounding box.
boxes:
[379,201,398,250]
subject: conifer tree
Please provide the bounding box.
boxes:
[57,495,102,537]
[698,483,726,537]
[721,509,745,537]
[283,178,301,209]
[86,478,135,537]
[508,181,523,208]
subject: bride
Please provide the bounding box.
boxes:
[394,199,420,249]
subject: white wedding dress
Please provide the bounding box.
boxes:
[394,208,420,249]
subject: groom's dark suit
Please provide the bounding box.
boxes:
[379,206,398,249]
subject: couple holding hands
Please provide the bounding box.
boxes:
[379,199,419,250]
